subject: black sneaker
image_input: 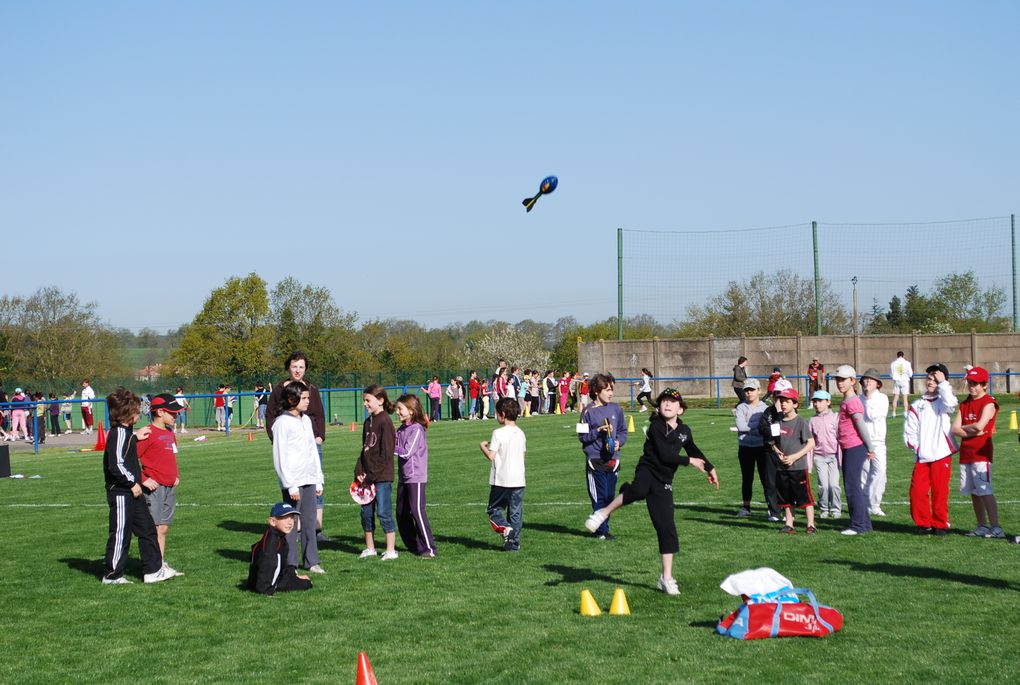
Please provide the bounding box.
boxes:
[932,528,948,536]
[316,531,331,543]
[596,532,616,541]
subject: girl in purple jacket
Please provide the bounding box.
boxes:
[394,394,437,558]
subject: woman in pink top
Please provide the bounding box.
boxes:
[558,372,571,414]
[833,365,876,536]
[420,376,442,422]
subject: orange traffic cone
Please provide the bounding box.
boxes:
[350,421,357,432]
[93,421,107,451]
[355,652,378,685]
[247,432,254,442]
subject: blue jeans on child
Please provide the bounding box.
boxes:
[360,480,396,533]
[486,486,524,549]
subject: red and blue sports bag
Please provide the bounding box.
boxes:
[716,587,843,640]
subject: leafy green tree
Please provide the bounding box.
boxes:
[675,270,851,338]
[168,273,273,378]
[269,277,359,375]
[460,324,550,372]
[0,287,127,381]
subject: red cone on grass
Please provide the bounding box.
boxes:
[93,422,107,451]
[356,652,378,685]
[350,422,357,432]
[247,432,254,442]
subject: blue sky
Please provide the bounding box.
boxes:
[3,2,1018,331]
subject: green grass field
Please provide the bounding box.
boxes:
[4,402,1020,684]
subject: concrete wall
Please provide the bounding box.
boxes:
[578,332,1020,398]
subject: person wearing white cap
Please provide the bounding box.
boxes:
[859,368,890,517]
[889,352,913,418]
[754,378,795,522]
[833,365,876,535]
[734,378,769,517]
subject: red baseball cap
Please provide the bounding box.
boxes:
[965,366,990,383]
[776,388,800,401]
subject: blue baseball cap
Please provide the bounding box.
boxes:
[811,390,831,401]
[270,502,300,518]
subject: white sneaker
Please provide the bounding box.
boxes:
[657,575,680,596]
[767,515,781,523]
[102,576,133,585]
[585,510,608,533]
[985,526,1006,539]
[500,526,514,542]
[819,512,829,519]
[181,428,188,434]
[966,525,992,537]
[161,563,184,578]
[736,508,751,517]
[870,508,887,517]
[143,566,174,584]
[380,551,398,561]
[840,528,859,536]
[359,548,378,559]
[306,564,326,574]
[639,406,647,412]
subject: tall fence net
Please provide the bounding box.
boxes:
[621,216,1015,331]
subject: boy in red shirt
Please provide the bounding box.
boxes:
[952,367,1003,538]
[138,393,185,577]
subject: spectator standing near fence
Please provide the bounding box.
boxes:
[80,378,96,435]
[468,371,480,419]
[890,352,914,418]
[446,377,462,421]
[860,369,890,517]
[266,351,329,543]
[732,357,748,404]
[213,384,226,431]
[173,387,190,434]
[421,376,442,422]
[807,358,825,395]
[903,364,958,535]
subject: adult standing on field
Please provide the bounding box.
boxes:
[731,357,748,404]
[859,368,890,517]
[266,351,329,542]
[80,378,96,435]
[807,358,825,395]
[890,351,913,418]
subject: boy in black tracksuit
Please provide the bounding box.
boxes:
[102,388,165,585]
[585,388,719,595]
[248,503,313,595]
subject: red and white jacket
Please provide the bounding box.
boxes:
[903,381,958,463]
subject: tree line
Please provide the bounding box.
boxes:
[0,270,1008,385]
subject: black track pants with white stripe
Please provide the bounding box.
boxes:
[104,491,162,579]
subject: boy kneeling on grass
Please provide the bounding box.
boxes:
[247,503,313,595]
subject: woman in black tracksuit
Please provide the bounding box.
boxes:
[584,388,719,595]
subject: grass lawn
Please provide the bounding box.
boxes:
[3,399,1020,684]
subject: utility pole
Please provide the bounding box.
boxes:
[852,276,859,334]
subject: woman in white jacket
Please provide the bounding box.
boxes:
[903,364,958,535]
[273,381,325,572]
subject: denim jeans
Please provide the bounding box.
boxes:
[486,486,524,549]
[360,480,396,533]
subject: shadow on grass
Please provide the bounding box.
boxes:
[218,520,265,535]
[527,521,593,539]
[433,534,493,551]
[821,559,1020,592]
[683,515,776,531]
[681,504,739,516]
[542,563,642,589]
[217,548,252,563]
[61,557,141,579]
[689,619,721,629]
[317,535,362,555]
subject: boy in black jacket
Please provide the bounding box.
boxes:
[248,503,313,595]
[102,387,168,585]
[585,388,719,596]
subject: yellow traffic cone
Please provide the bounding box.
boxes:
[609,588,630,616]
[627,415,636,433]
[1010,410,1017,431]
[555,402,562,415]
[579,589,602,616]
[524,403,531,417]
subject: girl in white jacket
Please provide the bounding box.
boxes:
[273,381,325,572]
[903,364,958,534]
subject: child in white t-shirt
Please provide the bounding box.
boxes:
[480,397,526,551]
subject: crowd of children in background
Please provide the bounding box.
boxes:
[67,353,1017,595]
[0,387,84,442]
